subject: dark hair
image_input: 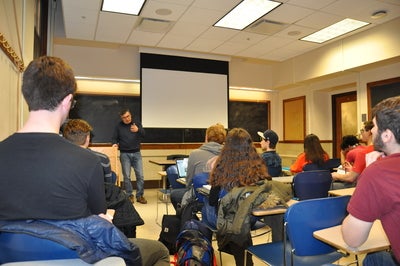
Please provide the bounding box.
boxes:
[22,56,77,111]
[372,96,400,144]
[209,128,269,191]
[304,134,328,166]
[119,108,132,116]
[340,135,360,150]
[363,120,374,131]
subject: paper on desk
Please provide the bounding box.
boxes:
[203,184,211,190]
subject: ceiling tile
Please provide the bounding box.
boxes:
[96,13,140,43]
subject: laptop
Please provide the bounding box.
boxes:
[176,158,188,179]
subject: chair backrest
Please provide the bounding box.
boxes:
[0,232,79,263]
[303,158,341,172]
[166,165,185,189]
[293,170,332,200]
[284,195,351,257]
[192,172,209,203]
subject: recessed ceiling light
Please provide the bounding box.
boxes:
[101,0,146,16]
[371,10,387,19]
[156,8,172,16]
[214,0,282,30]
[301,18,369,43]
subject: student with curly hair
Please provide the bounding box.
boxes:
[205,128,292,266]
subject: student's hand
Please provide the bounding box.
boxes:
[98,209,114,223]
[112,144,118,148]
[365,151,384,167]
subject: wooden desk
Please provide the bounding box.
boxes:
[328,187,355,196]
[272,175,294,184]
[313,220,390,255]
[176,177,186,185]
[149,159,176,168]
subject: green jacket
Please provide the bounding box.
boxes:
[216,180,292,251]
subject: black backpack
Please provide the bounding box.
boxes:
[158,215,181,254]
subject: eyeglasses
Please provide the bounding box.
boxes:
[71,99,77,109]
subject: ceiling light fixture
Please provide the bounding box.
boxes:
[101,0,146,16]
[214,0,281,30]
[301,18,369,43]
[371,10,387,19]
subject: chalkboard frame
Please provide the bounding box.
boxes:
[367,76,400,118]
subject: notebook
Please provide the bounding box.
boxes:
[176,158,188,178]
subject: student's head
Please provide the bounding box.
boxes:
[119,108,132,124]
[371,96,400,153]
[258,129,279,149]
[340,135,360,156]
[22,56,77,112]
[210,128,269,190]
[205,123,226,144]
[360,120,373,143]
[304,134,327,165]
[63,119,92,147]
[340,135,359,150]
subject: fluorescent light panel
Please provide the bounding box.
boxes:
[101,0,146,16]
[214,0,281,30]
[301,18,369,43]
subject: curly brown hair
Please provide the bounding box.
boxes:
[209,128,270,191]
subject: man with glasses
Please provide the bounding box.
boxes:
[112,109,147,204]
[331,121,374,189]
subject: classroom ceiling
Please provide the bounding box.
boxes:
[56,0,400,63]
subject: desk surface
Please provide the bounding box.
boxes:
[313,220,390,255]
[177,177,186,185]
[272,175,294,184]
[149,159,176,166]
[328,187,356,196]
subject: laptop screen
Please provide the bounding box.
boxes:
[176,158,188,178]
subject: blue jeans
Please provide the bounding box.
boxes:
[363,251,399,266]
[120,152,145,198]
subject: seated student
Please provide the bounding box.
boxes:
[62,119,145,238]
[170,123,226,210]
[341,96,400,266]
[331,135,371,189]
[331,122,374,189]
[207,128,292,266]
[257,129,282,177]
[0,56,169,266]
[290,134,330,173]
[62,119,113,183]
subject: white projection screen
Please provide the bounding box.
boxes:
[140,53,229,129]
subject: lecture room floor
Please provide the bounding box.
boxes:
[133,188,362,266]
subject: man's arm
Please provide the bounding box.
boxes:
[331,170,359,183]
[341,214,373,248]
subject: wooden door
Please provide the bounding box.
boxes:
[332,92,357,158]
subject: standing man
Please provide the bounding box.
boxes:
[341,96,400,266]
[258,129,282,177]
[112,109,147,204]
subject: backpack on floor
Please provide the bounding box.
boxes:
[174,219,216,266]
[158,215,181,255]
